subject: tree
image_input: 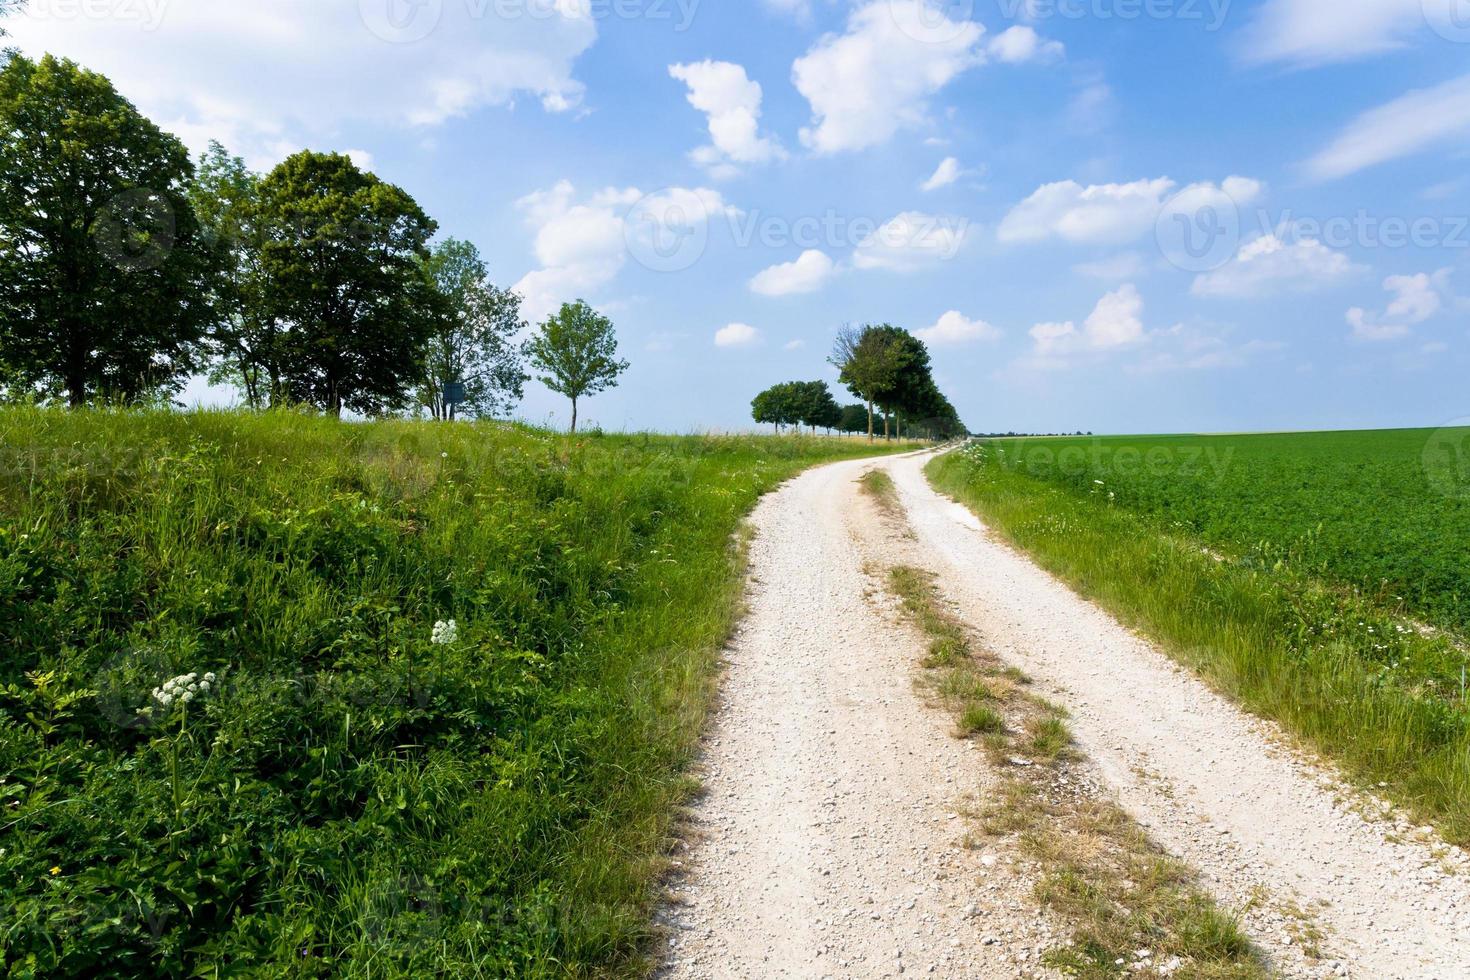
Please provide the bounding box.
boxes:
[249,150,437,416]
[838,403,868,435]
[794,380,841,434]
[525,300,628,434]
[417,238,527,420]
[190,141,278,409]
[830,324,907,441]
[751,385,788,433]
[0,55,219,405]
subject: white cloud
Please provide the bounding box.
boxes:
[998,176,1262,245]
[1191,235,1360,298]
[783,339,807,350]
[715,322,762,347]
[669,60,785,176]
[1028,284,1145,357]
[9,1,596,169]
[1240,0,1428,66]
[344,148,375,170]
[1302,73,1470,181]
[1346,270,1450,341]
[852,212,970,271]
[750,249,838,296]
[914,311,1002,346]
[920,157,962,192]
[987,25,1063,64]
[792,0,987,155]
[1131,326,1285,373]
[512,181,735,322]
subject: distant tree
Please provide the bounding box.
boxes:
[526,299,628,434]
[249,150,437,416]
[830,323,908,441]
[795,380,841,434]
[751,385,786,433]
[417,238,527,420]
[0,55,219,405]
[838,403,868,435]
[189,141,280,409]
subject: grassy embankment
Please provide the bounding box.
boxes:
[0,407,904,978]
[928,430,1470,845]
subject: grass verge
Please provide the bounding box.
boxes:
[928,446,1470,846]
[885,564,1267,979]
[0,407,905,978]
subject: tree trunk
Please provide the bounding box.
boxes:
[866,400,874,443]
[570,396,578,434]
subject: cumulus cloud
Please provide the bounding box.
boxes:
[715,322,762,347]
[9,1,596,168]
[512,181,736,321]
[749,249,838,296]
[669,60,785,177]
[986,25,1063,64]
[998,176,1262,245]
[1028,284,1145,357]
[852,212,970,271]
[1239,0,1430,66]
[920,157,962,192]
[1346,270,1451,341]
[1191,235,1360,298]
[1302,73,1470,181]
[914,311,1002,346]
[792,0,987,155]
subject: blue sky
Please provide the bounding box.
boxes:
[11,0,1470,433]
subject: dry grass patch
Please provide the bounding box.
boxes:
[883,563,1268,979]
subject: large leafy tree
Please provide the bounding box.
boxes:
[0,55,218,405]
[526,300,627,433]
[830,323,909,441]
[189,142,280,409]
[249,150,437,417]
[417,238,527,420]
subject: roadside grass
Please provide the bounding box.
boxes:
[885,564,1267,979]
[928,444,1470,846]
[0,406,905,978]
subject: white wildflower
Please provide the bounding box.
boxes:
[431,619,459,646]
[153,670,218,710]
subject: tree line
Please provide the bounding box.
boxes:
[753,324,965,441]
[0,54,626,429]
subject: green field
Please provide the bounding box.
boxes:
[0,408,901,978]
[929,429,1470,843]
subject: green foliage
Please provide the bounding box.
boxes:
[750,380,840,433]
[932,433,1470,844]
[0,54,219,406]
[249,151,438,417]
[0,407,900,977]
[416,238,527,421]
[525,300,628,434]
[828,324,963,439]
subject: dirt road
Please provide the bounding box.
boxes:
[660,450,1470,979]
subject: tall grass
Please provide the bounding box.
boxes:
[928,447,1470,846]
[0,407,900,977]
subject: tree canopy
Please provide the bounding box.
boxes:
[525,300,628,433]
[0,54,218,405]
[249,150,438,417]
[417,238,527,420]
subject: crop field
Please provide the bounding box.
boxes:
[0,408,903,977]
[928,429,1470,843]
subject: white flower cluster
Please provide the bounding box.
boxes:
[152,671,216,708]
[430,619,458,646]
